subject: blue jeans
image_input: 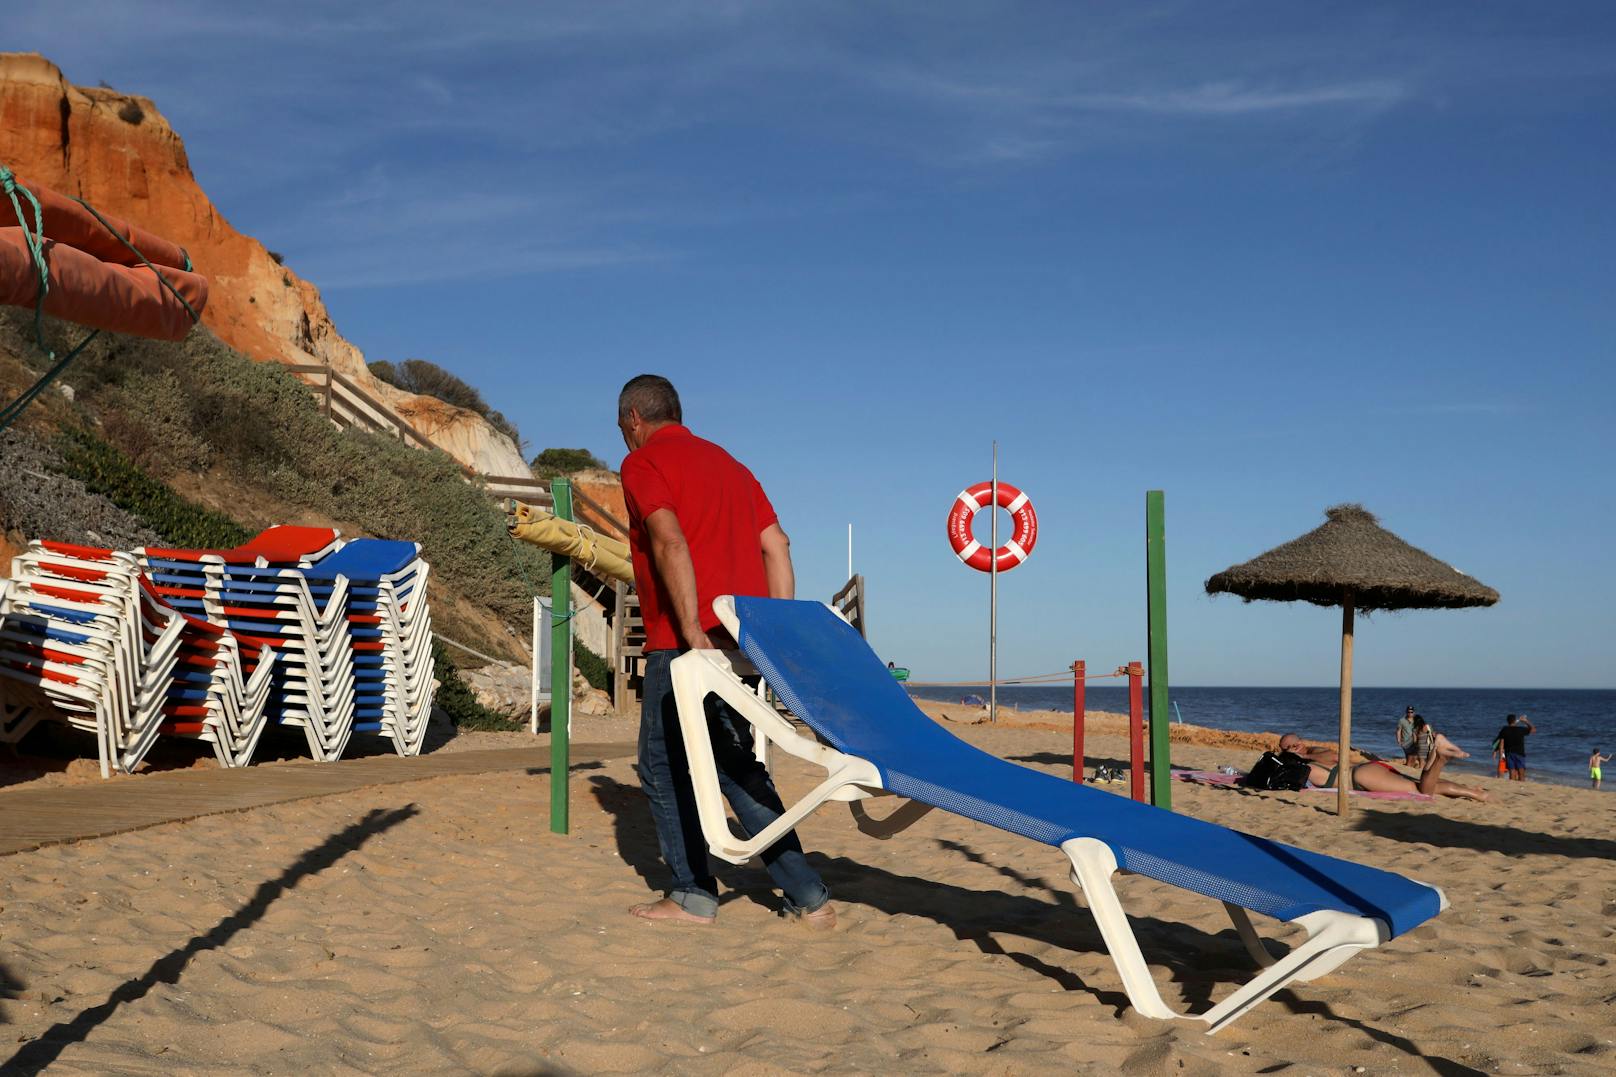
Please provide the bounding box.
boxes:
[635,649,830,919]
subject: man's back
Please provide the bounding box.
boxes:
[622,423,776,651]
[1496,722,1530,756]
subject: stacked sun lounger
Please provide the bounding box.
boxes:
[0,527,437,775]
[139,527,358,762]
[0,542,187,776]
[298,540,435,757]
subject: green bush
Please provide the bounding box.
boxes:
[432,640,528,731]
[368,358,519,445]
[7,311,552,629]
[575,639,611,692]
[530,446,608,478]
[54,429,252,548]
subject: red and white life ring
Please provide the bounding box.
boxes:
[946,481,1038,573]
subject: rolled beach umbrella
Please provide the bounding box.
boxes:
[1204,503,1499,816]
[506,499,634,585]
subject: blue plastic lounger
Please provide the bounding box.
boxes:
[670,597,1448,1034]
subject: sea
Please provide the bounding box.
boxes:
[903,684,1615,790]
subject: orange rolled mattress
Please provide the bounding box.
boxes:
[1,230,208,341]
[1,173,207,341]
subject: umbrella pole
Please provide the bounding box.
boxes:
[1337,592,1355,817]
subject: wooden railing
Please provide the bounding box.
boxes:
[571,485,628,540]
[286,363,555,507]
[478,473,554,506]
[833,574,866,638]
[286,364,439,452]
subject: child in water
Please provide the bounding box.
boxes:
[1591,749,1610,789]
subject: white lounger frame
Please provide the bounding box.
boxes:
[669,595,1446,1034]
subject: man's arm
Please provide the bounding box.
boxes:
[643,508,713,650]
[760,522,794,600]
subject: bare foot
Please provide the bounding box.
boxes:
[629,898,715,925]
[798,903,837,932]
[1435,733,1470,758]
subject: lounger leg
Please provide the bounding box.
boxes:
[1195,912,1386,1033]
[848,796,935,839]
[1224,903,1278,968]
[1063,838,1184,1021]
[1064,839,1389,1034]
[669,650,883,865]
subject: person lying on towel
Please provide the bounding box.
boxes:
[1277,733,1488,802]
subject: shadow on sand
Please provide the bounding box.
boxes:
[0,959,22,1024]
[2,804,419,1074]
[1353,810,1616,860]
[585,773,774,912]
[587,772,1482,1070]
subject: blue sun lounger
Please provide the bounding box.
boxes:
[670,597,1447,1033]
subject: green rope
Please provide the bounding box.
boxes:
[2,165,58,363]
[0,331,100,432]
[0,165,199,434]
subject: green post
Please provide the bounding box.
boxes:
[549,478,573,834]
[1146,490,1172,810]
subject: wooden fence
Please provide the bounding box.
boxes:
[287,363,554,507]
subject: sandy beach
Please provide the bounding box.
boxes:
[1,705,1612,1075]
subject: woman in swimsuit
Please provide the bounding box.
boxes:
[1277,734,1488,801]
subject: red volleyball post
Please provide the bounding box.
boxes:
[1071,660,1085,783]
[1127,661,1146,802]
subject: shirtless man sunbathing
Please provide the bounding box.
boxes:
[1277,733,1488,802]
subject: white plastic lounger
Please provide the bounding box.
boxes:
[670,596,1448,1034]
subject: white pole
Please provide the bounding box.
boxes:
[847,523,853,581]
[990,441,998,724]
[530,595,541,735]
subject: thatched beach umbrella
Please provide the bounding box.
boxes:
[1205,504,1498,816]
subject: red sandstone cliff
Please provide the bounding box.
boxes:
[0,52,527,476]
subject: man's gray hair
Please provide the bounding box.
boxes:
[619,374,682,423]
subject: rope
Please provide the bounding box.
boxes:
[0,166,200,435]
[903,665,1136,688]
[432,632,506,665]
[68,194,199,319]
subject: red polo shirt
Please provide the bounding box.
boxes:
[621,424,778,652]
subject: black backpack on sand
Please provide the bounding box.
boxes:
[1241,751,1312,791]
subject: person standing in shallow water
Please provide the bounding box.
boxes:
[1494,713,1535,782]
[616,374,834,930]
[1591,749,1609,790]
[1396,705,1419,764]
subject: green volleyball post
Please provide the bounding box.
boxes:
[1146,490,1172,810]
[549,478,573,834]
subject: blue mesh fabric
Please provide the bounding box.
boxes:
[734,597,1443,938]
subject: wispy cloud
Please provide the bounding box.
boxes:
[6,0,1506,285]
[1065,79,1407,116]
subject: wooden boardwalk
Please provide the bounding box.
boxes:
[0,741,634,857]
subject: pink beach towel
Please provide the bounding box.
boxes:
[1174,770,1433,801]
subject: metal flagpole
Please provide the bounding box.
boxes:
[990,441,998,724]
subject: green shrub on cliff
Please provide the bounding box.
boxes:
[53,428,252,548]
[0,310,549,631]
[368,358,519,446]
[530,447,608,478]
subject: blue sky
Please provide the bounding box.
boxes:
[16,2,1615,687]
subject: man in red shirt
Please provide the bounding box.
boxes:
[616,374,833,928]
